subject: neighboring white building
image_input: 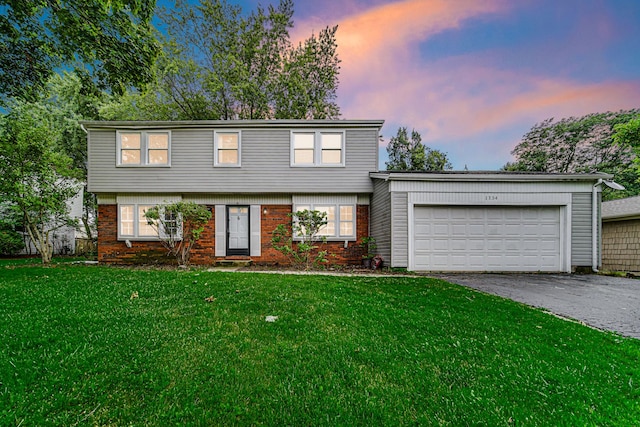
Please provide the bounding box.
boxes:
[19,186,84,256]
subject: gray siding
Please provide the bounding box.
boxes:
[370,179,391,262]
[571,192,593,267]
[88,127,378,194]
[391,192,408,267]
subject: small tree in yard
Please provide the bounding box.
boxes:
[271,209,329,270]
[0,102,81,264]
[144,202,212,266]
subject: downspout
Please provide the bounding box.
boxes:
[592,179,602,272]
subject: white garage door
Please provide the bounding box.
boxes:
[413,206,561,272]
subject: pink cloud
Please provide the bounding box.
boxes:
[347,59,640,141]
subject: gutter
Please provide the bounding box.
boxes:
[592,179,601,272]
[592,179,625,272]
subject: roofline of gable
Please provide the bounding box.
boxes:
[369,171,614,182]
[603,213,640,221]
[81,119,385,130]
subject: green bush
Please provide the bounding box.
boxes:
[0,229,25,255]
[271,209,329,270]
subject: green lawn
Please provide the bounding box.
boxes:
[1,262,639,425]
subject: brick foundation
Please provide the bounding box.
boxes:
[602,219,640,272]
[98,204,369,266]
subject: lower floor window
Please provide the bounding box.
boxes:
[118,204,181,240]
[294,204,355,239]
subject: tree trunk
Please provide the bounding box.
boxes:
[25,222,53,264]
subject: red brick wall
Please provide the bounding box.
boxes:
[189,209,217,264]
[98,204,370,266]
[98,205,170,264]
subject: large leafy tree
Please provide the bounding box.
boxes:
[102,0,340,120]
[613,116,640,173]
[0,0,159,103]
[42,72,106,241]
[0,101,81,263]
[505,110,640,200]
[386,127,452,171]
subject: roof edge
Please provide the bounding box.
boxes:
[369,171,613,182]
[603,213,640,221]
[81,119,385,130]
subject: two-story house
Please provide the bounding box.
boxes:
[85,120,382,265]
[85,120,612,272]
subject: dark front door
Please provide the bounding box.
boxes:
[227,206,250,256]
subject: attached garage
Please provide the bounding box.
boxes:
[413,205,561,272]
[370,172,611,273]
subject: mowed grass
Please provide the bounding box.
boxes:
[1,263,639,426]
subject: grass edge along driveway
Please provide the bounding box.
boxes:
[1,263,639,425]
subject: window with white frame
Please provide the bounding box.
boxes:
[118,204,182,240]
[117,131,170,166]
[293,203,355,239]
[291,131,344,166]
[214,131,241,166]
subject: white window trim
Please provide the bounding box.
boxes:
[214,130,242,167]
[116,130,172,167]
[290,130,345,167]
[292,203,356,241]
[117,203,182,241]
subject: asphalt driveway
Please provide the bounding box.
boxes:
[435,273,640,339]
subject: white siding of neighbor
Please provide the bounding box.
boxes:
[19,186,83,255]
[370,179,391,263]
[88,127,378,194]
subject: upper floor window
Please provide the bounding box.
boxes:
[117,131,170,166]
[291,131,344,167]
[214,131,241,167]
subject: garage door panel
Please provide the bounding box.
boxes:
[451,224,467,236]
[448,239,468,251]
[465,239,485,251]
[538,224,559,234]
[467,224,485,236]
[413,206,561,272]
[503,224,521,234]
[414,223,431,235]
[432,224,449,236]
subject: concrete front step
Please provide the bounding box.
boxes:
[215,258,253,267]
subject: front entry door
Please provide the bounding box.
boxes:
[227,206,250,256]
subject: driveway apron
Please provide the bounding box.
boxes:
[435,274,640,339]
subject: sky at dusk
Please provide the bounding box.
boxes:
[163,0,640,170]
